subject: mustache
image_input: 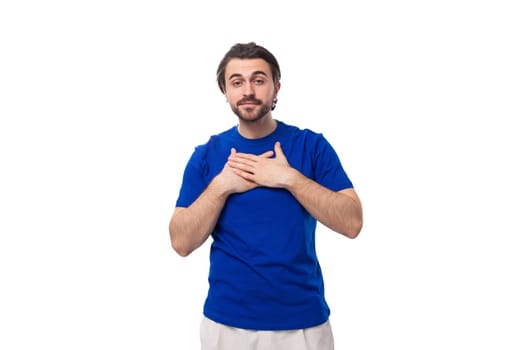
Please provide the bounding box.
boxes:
[237,98,263,106]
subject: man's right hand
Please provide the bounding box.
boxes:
[214,148,263,195]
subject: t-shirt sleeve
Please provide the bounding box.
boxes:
[175,146,209,208]
[313,134,354,191]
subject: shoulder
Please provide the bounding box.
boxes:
[278,120,325,140]
[193,125,237,155]
[278,121,330,151]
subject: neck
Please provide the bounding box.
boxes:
[237,116,277,139]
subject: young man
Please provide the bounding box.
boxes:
[169,42,363,350]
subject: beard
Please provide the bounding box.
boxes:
[231,98,272,123]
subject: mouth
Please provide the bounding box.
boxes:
[238,99,261,106]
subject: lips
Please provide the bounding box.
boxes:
[238,99,261,106]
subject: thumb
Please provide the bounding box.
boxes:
[274,141,284,157]
[228,147,236,161]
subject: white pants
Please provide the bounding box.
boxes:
[200,316,335,350]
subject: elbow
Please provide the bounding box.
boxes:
[175,248,192,258]
[171,238,193,257]
[344,218,363,239]
[169,224,193,257]
[337,189,363,239]
[346,203,363,239]
[346,227,361,239]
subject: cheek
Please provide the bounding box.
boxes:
[225,91,238,102]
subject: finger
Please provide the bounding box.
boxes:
[233,167,256,181]
[274,141,284,157]
[229,148,250,162]
[230,154,253,163]
[258,150,274,158]
[230,161,255,174]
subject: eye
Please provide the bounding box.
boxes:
[231,80,243,87]
[253,78,266,85]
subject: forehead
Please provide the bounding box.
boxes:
[225,58,272,79]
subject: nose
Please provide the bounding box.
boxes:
[242,82,255,96]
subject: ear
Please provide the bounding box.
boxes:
[274,81,281,97]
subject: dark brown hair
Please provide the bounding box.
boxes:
[216,42,281,93]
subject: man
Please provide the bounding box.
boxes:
[169,42,363,350]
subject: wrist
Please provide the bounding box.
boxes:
[209,175,232,199]
[281,168,304,190]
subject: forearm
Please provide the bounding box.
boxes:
[169,179,229,256]
[284,170,363,238]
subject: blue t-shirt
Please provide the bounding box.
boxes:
[176,120,353,330]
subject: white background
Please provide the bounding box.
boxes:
[1,0,524,349]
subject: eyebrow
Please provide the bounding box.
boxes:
[228,70,269,81]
